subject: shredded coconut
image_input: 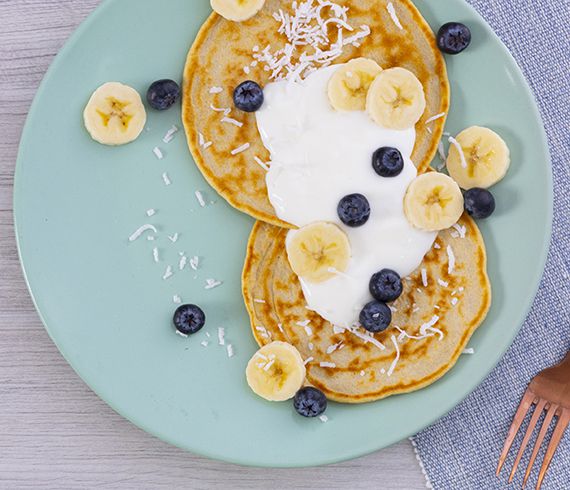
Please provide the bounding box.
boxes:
[333,325,346,334]
[451,297,459,306]
[162,125,179,143]
[226,344,234,358]
[189,256,200,270]
[153,147,164,160]
[146,209,156,217]
[205,279,223,290]
[129,224,158,242]
[348,326,386,351]
[452,223,467,238]
[308,342,314,351]
[304,357,314,365]
[360,370,366,377]
[243,65,251,74]
[168,233,179,243]
[421,268,428,287]
[217,327,226,346]
[221,116,244,128]
[201,340,209,347]
[433,242,441,250]
[438,279,449,288]
[319,415,329,423]
[231,143,251,155]
[173,295,182,304]
[449,136,468,168]
[209,86,223,94]
[386,2,403,30]
[447,245,456,274]
[195,190,206,207]
[425,112,446,124]
[277,323,284,333]
[179,254,187,271]
[254,298,266,304]
[152,247,159,263]
[419,315,444,340]
[253,1,371,81]
[254,156,270,171]
[326,342,343,354]
[320,362,336,368]
[202,141,213,150]
[463,348,475,355]
[162,172,171,186]
[162,265,173,280]
[387,335,401,376]
[210,104,231,116]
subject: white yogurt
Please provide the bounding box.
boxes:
[256,65,436,327]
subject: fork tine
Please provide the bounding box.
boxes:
[522,404,558,489]
[535,409,570,490]
[508,398,547,483]
[497,389,536,476]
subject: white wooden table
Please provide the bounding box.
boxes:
[0,2,427,488]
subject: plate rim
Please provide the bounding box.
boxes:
[12,0,554,468]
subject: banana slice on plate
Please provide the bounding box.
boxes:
[286,222,351,284]
[447,126,510,189]
[366,67,426,130]
[210,0,265,22]
[404,173,464,231]
[328,58,383,111]
[84,82,146,146]
[246,341,306,402]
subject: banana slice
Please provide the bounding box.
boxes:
[210,0,265,22]
[447,126,510,189]
[84,82,146,146]
[328,58,383,111]
[404,173,464,231]
[366,67,426,130]
[246,341,306,402]
[286,222,351,284]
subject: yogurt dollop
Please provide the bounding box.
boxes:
[256,65,436,327]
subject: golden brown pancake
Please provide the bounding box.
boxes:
[242,215,491,403]
[182,0,450,228]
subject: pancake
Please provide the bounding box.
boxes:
[242,215,491,403]
[182,0,450,228]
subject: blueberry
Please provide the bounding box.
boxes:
[233,81,264,112]
[437,22,472,55]
[372,147,404,177]
[293,387,327,418]
[173,304,206,336]
[147,79,181,110]
[464,188,496,219]
[369,269,403,302]
[359,301,392,333]
[337,193,370,227]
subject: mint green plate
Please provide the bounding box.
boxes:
[14,0,552,467]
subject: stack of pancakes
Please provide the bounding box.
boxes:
[182,0,491,403]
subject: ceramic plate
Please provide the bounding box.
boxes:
[14,0,552,467]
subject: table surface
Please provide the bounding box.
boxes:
[0,1,428,488]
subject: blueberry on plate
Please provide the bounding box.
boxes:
[359,301,392,333]
[372,147,404,177]
[294,387,328,418]
[147,79,181,110]
[173,304,206,336]
[233,81,264,112]
[369,269,403,302]
[464,188,496,219]
[437,22,472,55]
[337,193,371,227]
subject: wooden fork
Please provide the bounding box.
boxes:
[496,350,570,489]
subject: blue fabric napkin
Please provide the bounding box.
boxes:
[412,1,570,489]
